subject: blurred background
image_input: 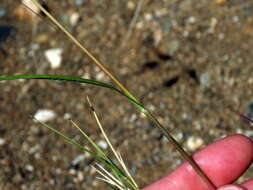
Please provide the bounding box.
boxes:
[1,0,253,189]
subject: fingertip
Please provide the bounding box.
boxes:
[188,134,253,186]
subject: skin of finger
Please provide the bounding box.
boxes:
[217,184,247,190]
[143,134,253,190]
[241,178,253,190]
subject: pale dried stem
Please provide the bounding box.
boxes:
[87,96,139,189]
[123,0,145,46]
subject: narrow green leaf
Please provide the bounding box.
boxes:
[0,75,145,110]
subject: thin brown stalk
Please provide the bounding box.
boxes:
[30,0,139,104]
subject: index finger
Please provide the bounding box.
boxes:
[143,134,253,190]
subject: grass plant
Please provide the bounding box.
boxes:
[0,0,219,189]
[31,96,139,190]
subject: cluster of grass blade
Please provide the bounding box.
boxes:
[31,97,139,190]
[1,0,218,189]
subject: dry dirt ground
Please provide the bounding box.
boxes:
[1,0,253,189]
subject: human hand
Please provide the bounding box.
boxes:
[143,134,253,190]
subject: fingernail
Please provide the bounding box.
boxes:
[217,184,246,190]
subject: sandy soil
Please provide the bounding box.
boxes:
[1,0,253,189]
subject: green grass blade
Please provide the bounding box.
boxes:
[69,120,130,186]
[34,118,127,181]
[70,120,108,159]
[0,75,118,91]
[0,74,145,109]
[33,118,93,154]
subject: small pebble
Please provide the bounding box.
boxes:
[70,12,80,26]
[64,113,72,120]
[77,171,84,181]
[69,168,76,175]
[25,164,34,172]
[208,17,218,33]
[144,13,153,21]
[75,0,85,6]
[127,1,135,10]
[49,179,55,185]
[97,140,108,149]
[153,28,163,45]
[244,130,253,137]
[174,132,184,142]
[168,40,180,55]
[200,72,210,88]
[52,155,59,162]
[186,136,204,151]
[0,138,5,146]
[95,72,106,80]
[232,16,239,23]
[34,109,56,122]
[215,0,228,6]
[0,8,6,18]
[72,154,86,166]
[35,34,48,43]
[34,153,41,159]
[61,15,69,25]
[82,72,90,79]
[129,113,137,123]
[44,48,63,69]
[28,144,40,154]
[187,16,197,24]
[136,21,144,29]
[147,104,155,111]
[55,168,62,174]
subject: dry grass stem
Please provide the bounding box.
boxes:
[30,0,138,103]
[123,0,145,46]
[93,163,125,189]
[87,96,139,189]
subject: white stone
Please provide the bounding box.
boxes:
[95,72,106,80]
[29,144,40,154]
[72,154,86,166]
[69,168,76,175]
[187,16,197,24]
[34,109,56,122]
[44,48,63,69]
[129,113,137,123]
[144,13,153,21]
[186,136,204,151]
[127,1,135,10]
[97,140,108,149]
[70,12,80,26]
[200,72,210,88]
[0,138,5,146]
[25,164,34,172]
[63,113,72,120]
[82,72,90,79]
